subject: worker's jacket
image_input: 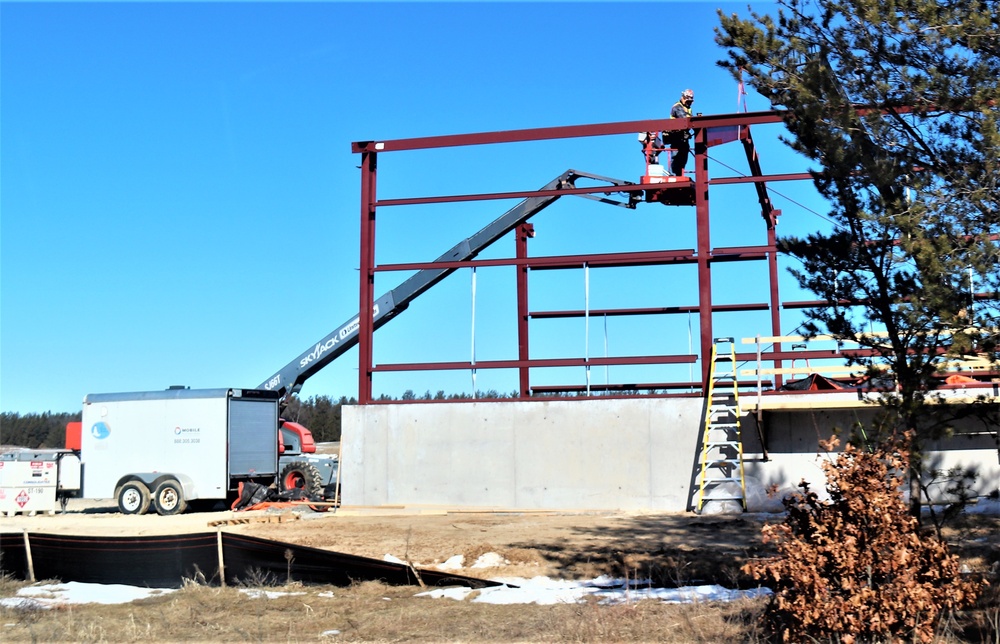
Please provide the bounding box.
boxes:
[667,101,693,144]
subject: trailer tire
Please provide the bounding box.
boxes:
[279,461,324,497]
[117,482,151,515]
[152,480,188,516]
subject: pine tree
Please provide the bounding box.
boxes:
[716,0,1000,516]
[0,411,80,448]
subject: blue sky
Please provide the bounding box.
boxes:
[1,1,831,414]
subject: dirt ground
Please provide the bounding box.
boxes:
[5,495,1000,589]
[2,499,783,586]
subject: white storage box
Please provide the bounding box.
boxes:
[0,451,58,515]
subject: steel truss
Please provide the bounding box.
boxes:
[351,111,816,404]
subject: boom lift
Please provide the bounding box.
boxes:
[258,169,642,403]
[263,170,651,501]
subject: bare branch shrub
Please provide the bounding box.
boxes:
[744,434,986,643]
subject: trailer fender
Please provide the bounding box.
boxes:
[115,473,160,492]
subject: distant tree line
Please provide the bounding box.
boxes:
[0,411,81,449]
[280,395,352,443]
[3,389,580,449]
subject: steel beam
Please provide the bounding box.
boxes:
[710,172,813,185]
[372,354,698,372]
[374,248,699,272]
[530,302,772,320]
[352,111,786,153]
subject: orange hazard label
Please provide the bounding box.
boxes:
[15,490,30,508]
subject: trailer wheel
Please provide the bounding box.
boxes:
[279,461,324,497]
[152,480,188,516]
[117,482,151,515]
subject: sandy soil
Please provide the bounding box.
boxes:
[1,499,773,583]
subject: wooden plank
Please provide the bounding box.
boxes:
[207,513,303,527]
[742,334,843,344]
[741,366,880,376]
[741,333,891,344]
[755,398,874,410]
[753,392,998,410]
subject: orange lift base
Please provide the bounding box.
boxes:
[641,176,696,206]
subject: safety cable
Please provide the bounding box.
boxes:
[706,154,837,226]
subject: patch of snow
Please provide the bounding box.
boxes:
[420,586,472,601]
[471,552,509,568]
[2,582,175,607]
[240,588,306,600]
[0,597,50,611]
[0,577,772,608]
[383,554,406,564]
[417,576,773,605]
[436,555,465,570]
[699,499,745,515]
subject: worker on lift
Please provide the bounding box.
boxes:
[666,89,695,176]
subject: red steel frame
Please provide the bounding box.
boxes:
[351,111,812,404]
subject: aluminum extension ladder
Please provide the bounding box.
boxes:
[695,338,747,513]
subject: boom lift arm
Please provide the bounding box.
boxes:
[258,169,636,404]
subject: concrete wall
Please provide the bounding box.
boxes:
[342,397,704,511]
[341,397,1000,511]
[744,407,1000,504]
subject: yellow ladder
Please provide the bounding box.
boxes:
[695,337,747,513]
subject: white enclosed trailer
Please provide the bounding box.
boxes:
[80,387,280,515]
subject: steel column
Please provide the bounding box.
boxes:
[358,151,377,404]
[516,223,533,398]
[694,128,713,385]
[766,226,784,389]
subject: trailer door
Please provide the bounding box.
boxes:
[228,397,278,478]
